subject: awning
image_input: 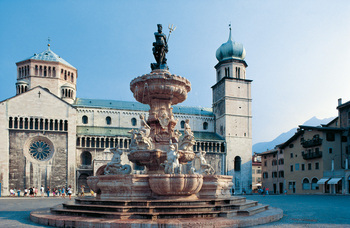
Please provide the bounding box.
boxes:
[253,183,262,187]
[317,178,330,184]
[328,178,342,184]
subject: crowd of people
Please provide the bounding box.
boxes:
[9,185,74,199]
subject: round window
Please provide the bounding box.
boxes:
[29,140,52,161]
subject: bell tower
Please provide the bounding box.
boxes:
[15,41,77,104]
[212,26,252,194]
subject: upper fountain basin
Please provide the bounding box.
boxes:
[130,69,191,105]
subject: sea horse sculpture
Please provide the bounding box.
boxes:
[196,150,215,175]
[104,147,132,175]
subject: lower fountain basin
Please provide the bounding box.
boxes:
[149,174,203,197]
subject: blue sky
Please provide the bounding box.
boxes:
[1,1,350,144]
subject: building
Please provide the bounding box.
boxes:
[261,149,285,194]
[213,27,252,193]
[277,97,350,195]
[0,28,252,196]
[252,152,262,192]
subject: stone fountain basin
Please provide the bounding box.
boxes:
[199,175,234,199]
[130,70,191,105]
[149,174,203,196]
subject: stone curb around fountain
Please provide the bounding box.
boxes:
[30,205,283,227]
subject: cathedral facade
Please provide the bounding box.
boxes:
[0,30,252,195]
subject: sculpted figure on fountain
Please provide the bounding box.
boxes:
[196,150,215,175]
[128,114,153,151]
[179,119,196,151]
[104,147,132,175]
[162,142,182,174]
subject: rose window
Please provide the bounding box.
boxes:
[29,141,52,161]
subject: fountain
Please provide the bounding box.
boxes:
[30,24,283,227]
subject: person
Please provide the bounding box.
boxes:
[90,189,94,197]
[29,187,33,197]
[61,187,65,198]
[34,187,38,197]
[80,185,85,197]
[266,187,269,195]
[46,187,50,197]
[40,185,44,197]
[9,189,14,197]
[58,188,62,197]
[262,187,266,197]
[67,185,72,200]
[24,188,28,197]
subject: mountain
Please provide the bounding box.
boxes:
[253,116,335,153]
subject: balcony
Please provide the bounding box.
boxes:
[302,151,322,160]
[301,135,322,148]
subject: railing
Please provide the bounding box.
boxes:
[302,151,322,160]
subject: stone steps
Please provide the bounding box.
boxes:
[50,197,264,220]
[237,204,269,216]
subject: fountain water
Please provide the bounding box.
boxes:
[30,24,283,227]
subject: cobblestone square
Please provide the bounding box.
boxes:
[0,195,349,227]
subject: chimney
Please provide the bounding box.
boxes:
[338,98,342,106]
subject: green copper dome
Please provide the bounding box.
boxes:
[216,28,246,62]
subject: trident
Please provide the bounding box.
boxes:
[167,24,176,43]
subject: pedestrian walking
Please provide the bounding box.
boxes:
[40,185,44,197]
[67,185,72,200]
[24,188,28,197]
[61,188,66,198]
[34,187,38,197]
[46,187,50,197]
[80,185,85,197]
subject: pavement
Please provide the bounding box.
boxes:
[245,194,350,227]
[0,195,349,227]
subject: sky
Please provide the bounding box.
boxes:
[1,0,350,145]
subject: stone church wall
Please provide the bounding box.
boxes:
[9,130,68,191]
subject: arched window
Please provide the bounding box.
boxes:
[131,118,137,126]
[302,178,310,190]
[106,116,112,125]
[311,178,319,190]
[234,156,241,172]
[203,122,208,130]
[9,117,13,128]
[82,115,88,124]
[180,120,185,129]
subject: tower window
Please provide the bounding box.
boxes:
[236,67,241,79]
[82,115,88,124]
[106,116,112,125]
[234,156,241,172]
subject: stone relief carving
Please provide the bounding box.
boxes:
[104,147,132,175]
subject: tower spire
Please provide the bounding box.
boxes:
[228,23,232,41]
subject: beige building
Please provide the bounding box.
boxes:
[0,28,253,196]
[252,153,262,192]
[280,122,346,194]
[261,149,285,194]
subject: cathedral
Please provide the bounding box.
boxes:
[0,28,252,195]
